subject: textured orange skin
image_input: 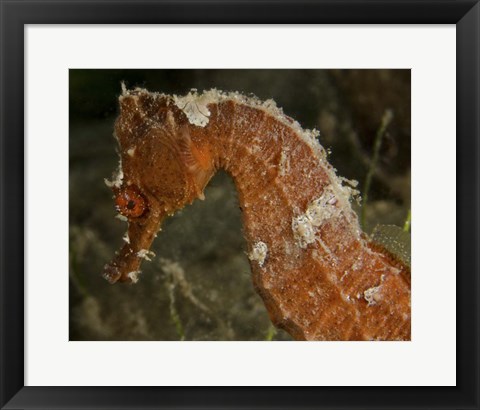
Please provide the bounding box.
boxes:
[104,89,411,341]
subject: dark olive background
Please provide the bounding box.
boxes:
[69,69,410,341]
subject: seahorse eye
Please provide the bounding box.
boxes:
[115,185,147,218]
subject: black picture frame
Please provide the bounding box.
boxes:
[1,1,479,409]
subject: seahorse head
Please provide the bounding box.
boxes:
[103,88,214,284]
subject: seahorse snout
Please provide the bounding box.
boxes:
[103,258,140,285]
[103,262,122,284]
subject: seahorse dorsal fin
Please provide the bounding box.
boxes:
[371,224,411,267]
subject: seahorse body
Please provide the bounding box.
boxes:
[104,88,411,341]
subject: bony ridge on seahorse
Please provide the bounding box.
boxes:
[104,86,411,341]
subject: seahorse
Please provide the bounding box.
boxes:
[103,87,411,341]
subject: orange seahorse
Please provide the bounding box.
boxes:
[104,87,411,341]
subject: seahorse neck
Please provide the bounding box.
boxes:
[194,99,411,341]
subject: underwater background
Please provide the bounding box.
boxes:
[69,69,411,341]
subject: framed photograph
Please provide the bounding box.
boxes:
[1,1,478,409]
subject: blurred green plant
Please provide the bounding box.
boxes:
[361,109,394,229]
